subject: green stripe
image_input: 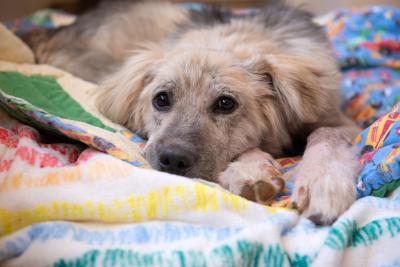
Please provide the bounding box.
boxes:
[0,71,115,132]
[52,241,296,267]
[371,179,400,198]
[325,217,400,250]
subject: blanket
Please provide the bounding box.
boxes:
[0,5,400,267]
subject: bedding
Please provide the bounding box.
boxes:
[0,5,399,267]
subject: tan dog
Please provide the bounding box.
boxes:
[25,1,360,225]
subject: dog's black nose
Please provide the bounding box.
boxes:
[159,146,195,175]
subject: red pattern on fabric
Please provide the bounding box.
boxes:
[0,128,18,148]
[39,153,61,168]
[17,127,39,140]
[361,150,379,163]
[0,160,12,172]
[76,149,96,163]
[69,149,80,163]
[15,146,37,165]
[42,144,67,155]
[0,123,81,169]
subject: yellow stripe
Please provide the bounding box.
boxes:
[0,183,288,236]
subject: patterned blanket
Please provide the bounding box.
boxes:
[0,5,399,267]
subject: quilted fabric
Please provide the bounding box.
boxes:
[319,6,400,198]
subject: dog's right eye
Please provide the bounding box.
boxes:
[153,92,171,111]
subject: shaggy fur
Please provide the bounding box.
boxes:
[25,1,361,225]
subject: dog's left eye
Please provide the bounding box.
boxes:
[213,96,238,114]
[153,92,171,111]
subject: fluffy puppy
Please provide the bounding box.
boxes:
[25,1,361,225]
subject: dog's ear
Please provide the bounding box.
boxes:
[97,47,164,136]
[246,54,339,123]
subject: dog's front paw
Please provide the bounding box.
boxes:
[218,149,285,205]
[291,157,358,225]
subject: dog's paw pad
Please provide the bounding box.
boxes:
[240,183,256,202]
[240,178,285,204]
[254,180,276,202]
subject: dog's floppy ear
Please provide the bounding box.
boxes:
[248,54,338,124]
[97,47,163,135]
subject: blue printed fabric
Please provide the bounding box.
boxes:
[317,6,400,198]
[319,6,400,127]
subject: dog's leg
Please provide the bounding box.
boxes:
[218,148,285,205]
[290,120,360,225]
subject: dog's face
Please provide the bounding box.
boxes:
[140,49,270,179]
[98,23,340,180]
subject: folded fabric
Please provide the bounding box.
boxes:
[0,24,149,168]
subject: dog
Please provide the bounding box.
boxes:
[24,1,361,225]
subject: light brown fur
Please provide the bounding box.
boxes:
[26,1,361,224]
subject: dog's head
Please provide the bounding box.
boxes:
[97,19,340,180]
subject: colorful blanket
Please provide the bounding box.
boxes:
[0,5,399,267]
